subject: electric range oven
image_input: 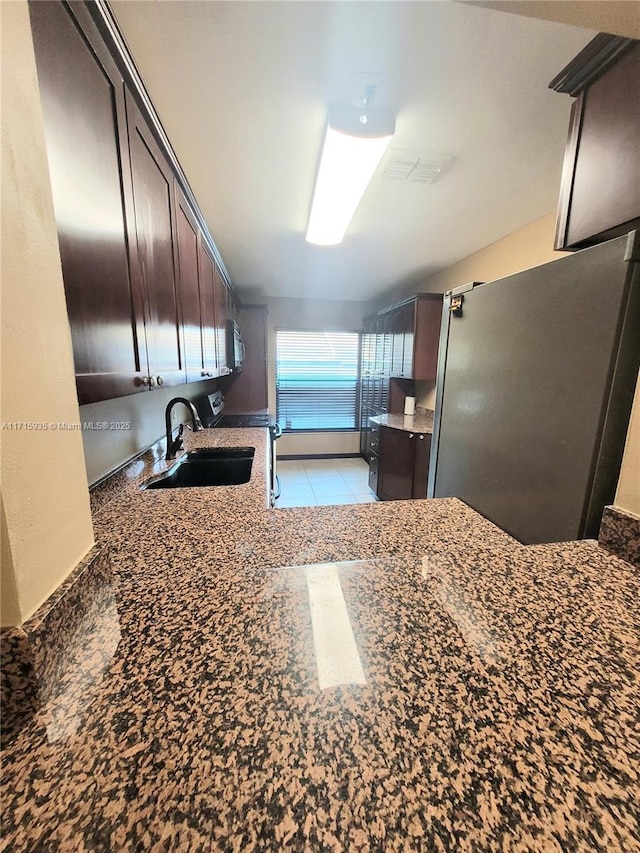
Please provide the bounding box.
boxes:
[195,392,282,505]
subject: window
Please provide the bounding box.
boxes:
[276,331,361,432]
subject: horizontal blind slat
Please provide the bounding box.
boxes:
[276,331,361,432]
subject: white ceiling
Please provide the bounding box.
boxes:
[111,1,597,303]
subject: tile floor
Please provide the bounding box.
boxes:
[275,456,378,507]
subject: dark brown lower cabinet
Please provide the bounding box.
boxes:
[368,452,379,494]
[376,426,431,501]
[367,421,381,491]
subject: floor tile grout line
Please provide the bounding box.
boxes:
[276,457,375,507]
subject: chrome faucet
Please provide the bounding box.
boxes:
[165,398,203,460]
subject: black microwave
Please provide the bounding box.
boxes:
[227,319,245,372]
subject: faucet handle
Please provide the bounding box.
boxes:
[169,426,184,456]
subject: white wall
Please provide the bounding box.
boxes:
[383,212,566,305]
[1,0,95,626]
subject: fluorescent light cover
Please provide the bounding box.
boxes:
[306,125,393,246]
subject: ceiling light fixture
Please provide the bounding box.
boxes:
[306,97,395,246]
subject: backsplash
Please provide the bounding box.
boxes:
[80,378,219,485]
[0,547,119,746]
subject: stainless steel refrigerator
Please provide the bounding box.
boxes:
[427,231,640,545]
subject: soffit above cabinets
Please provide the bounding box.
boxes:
[111,0,599,302]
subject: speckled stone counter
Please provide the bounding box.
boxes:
[370,408,434,433]
[2,428,639,851]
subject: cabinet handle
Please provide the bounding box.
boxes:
[419,434,424,440]
[409,433,414,439]
[157,376,164,386]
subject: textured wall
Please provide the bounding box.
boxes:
[615,372,640,516]
[1,1,94,625]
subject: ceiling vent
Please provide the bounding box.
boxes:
[382,150,453,183]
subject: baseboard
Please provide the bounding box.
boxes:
[277,453,365,461]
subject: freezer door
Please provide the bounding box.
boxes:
[428,233,640,544]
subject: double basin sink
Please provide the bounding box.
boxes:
[143,447,255,490]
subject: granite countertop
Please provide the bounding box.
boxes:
[371,408,435,433]
[2,428,639,851]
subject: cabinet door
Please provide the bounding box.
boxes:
[372,377,383,414]
[413,297,443,381]
[125,89,185,388]
[382,314,393,378]
[30,1,147,403]
[368,421,381,458]
[198,240,218,377]
[377,427,414,500]
[390,308,404,377]
[368,453,379,494]
[361,321,374,380]
[222,306,268,413]
[555,43,640,249]
[412,433,431,498]
[374,318,384,377]
[174,185,204,382]
[380,315,392,412]
[214,264,229,375]
[400,302,416,379]
[360,423,369,459]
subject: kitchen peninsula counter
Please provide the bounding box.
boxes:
[370,408,434,434]
[2,427,639,852]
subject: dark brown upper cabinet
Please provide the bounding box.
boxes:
[125,89,185,389]
[29,0,235,404]
[359,294,443,460]
[410,295,442,381]
[551,35,640,251]
[198,238,219,378]
[222,305,269,414]
[29,0,147,404]
[174,185,204,383]
[214,263,230,376]
[386,295,442,382]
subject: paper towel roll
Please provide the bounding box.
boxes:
[404,396,416,415]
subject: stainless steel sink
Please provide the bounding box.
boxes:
[143,447,255,490]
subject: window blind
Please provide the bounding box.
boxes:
[276,331,361,432]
